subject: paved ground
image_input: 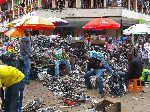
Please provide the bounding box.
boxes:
[23,80,150,112]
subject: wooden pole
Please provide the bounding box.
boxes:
[0,5,1,11]
[133,0,137,12]
[128,0,130,10]
[12,0,15,19]
[24,0,26,14]
[104,0,107,8]
[65,0,68,8]
[18,6,20,18]
[52,0,56,8]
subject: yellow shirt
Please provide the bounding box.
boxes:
[0,65,25,88]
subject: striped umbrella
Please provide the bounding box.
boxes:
[15,16,55,30]
[5,28,24,37]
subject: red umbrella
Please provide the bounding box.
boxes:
[82,18,120,30]
[0,0,7,5]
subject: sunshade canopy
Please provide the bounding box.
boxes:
[123,24,150,35]
[82,18,120,30]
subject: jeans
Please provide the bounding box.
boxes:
[103,63,112,75]
[84,69,105,94]
[4,79,25,112]
[55,60,71,76]
[96,69,106,94]
[22,56,31,83]
[14,59,24,71]
[0,54,6,64]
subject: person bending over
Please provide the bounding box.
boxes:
[0,65,25,112]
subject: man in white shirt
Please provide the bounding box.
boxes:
[144,40,150,69]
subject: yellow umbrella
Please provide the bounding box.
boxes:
[6,15,32,28]
[15,16,55,30]
[6,19,22,28]
[5,29,24,37]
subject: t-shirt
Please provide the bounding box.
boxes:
[88,50,97,58]
[0,65,25,88]
[141,49,149,59]
[87,50,105,65]
[128,57,142,78]
[106,43,113,52]
[87,57,102,71]
[20,36,31,56]
[54,48,63,60]
[146,46,150,62]
[144,43,150,61]
[88,50,104,60]
[44,49,52,59]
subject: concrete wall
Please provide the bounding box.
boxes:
[122,9,150,22]
[34,7,150,36]
[35,8,122,18]
[35,8,150,22]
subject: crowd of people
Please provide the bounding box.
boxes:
[0,30,149,111]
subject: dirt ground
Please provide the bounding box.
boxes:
[23,80,150,112]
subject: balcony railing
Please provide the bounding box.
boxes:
[38,0,150,15]
[0,0,150,23]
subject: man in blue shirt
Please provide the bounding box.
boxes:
[20,29,31,84]
[84,49,112,98]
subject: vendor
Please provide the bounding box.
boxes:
[53,43,71,77]
[0,65,25,112]
[20,29,31,84]
[117,52,143,88]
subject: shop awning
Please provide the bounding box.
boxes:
[0,0,7,5]
[61,17,138,28]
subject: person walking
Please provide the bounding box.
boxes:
[0,65,25,112]
[20,29,32,84]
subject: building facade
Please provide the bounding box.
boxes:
[0,0,150,36]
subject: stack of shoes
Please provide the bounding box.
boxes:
[87,85,93,90]
[99,92,104,98]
